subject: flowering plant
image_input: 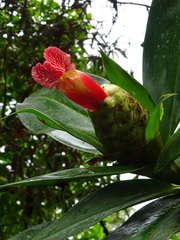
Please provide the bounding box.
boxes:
[1,0,180,239]
[32,46,108,111]
[31,46,163,168]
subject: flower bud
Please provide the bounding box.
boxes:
[89,84,151,164]
[32,46,107,111]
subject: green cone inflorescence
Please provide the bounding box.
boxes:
[89,84,157,165]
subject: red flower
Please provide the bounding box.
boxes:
[32,47,107,111]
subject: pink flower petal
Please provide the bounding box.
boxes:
[32,62,63,89]
[44,46,75,72]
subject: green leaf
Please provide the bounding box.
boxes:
[105,194,180,240]
[9,179,178,240]
[143,0,180,143]
[100,50,156,112]
[0,165,139,189]
[17,110,100,154]
[154,128,180,173]
[16,87,106,154]
[47,0,59,8]
[145,103,163,142]
[145,94,176,142]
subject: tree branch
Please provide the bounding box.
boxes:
[100,220,109,236]
[117,1,150,9]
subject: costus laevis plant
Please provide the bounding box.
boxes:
[32,46,162,167]
[32,46,108,111]
[3,2,180,239]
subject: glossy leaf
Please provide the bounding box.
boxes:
[143,0,180,143]
[9,179,178,240]
[145,94,176,142]
[105,194,180,240]
[100,50,156,112]
[16,87,106,154]
[0,165,139,189]
[154,128,180,173]
[17,110,100,154]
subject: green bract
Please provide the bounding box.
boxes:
[89,84,161,166]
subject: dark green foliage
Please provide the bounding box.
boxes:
[143,0,180,143]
